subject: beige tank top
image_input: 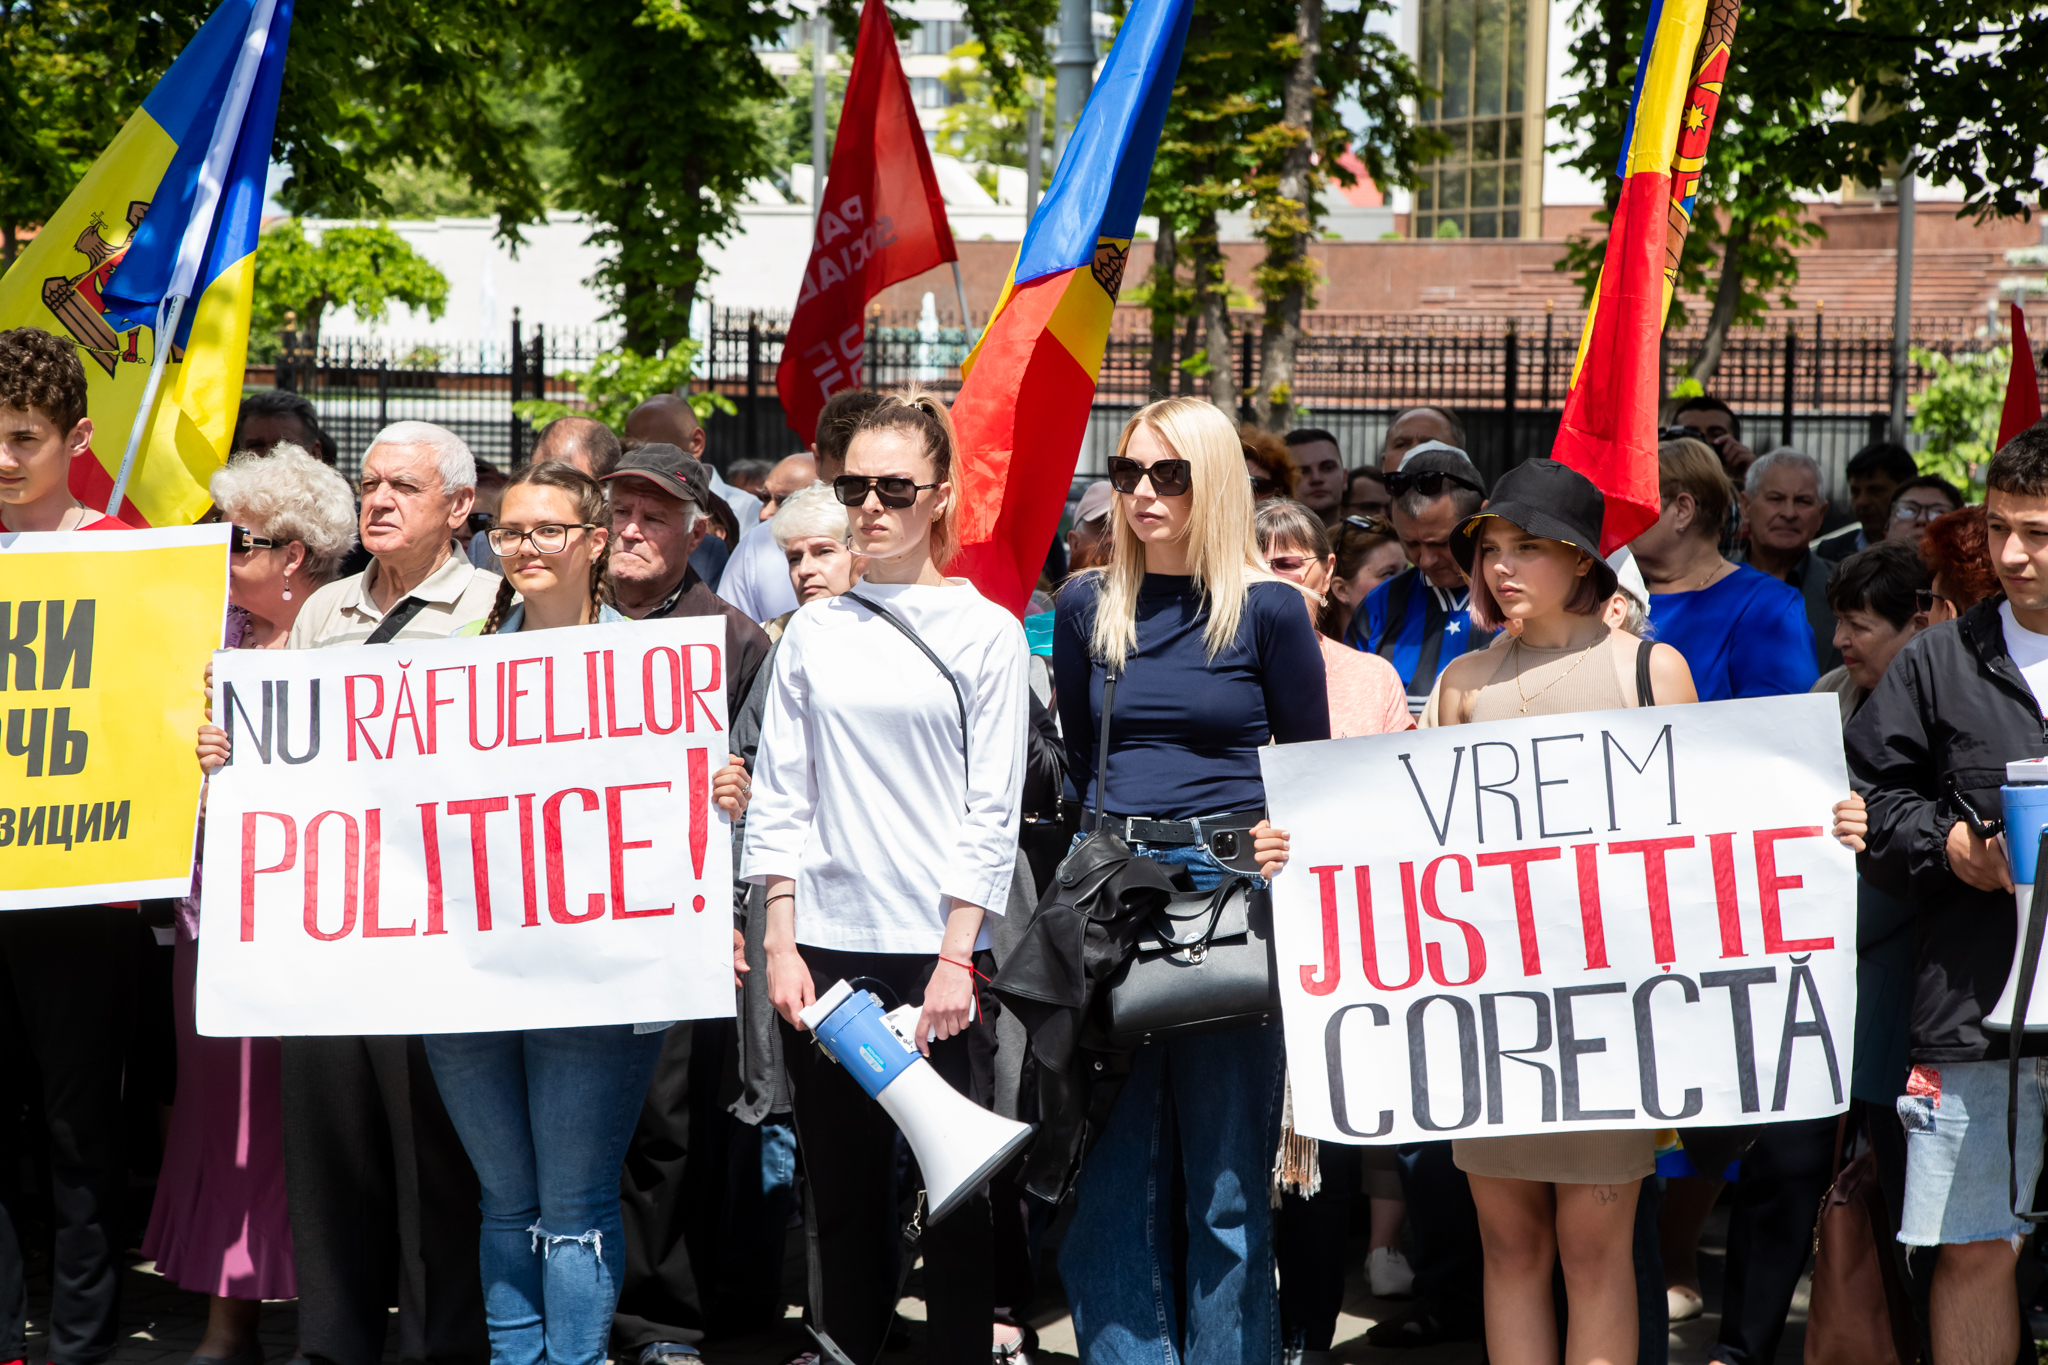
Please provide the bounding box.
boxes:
[1468,631,1632,722]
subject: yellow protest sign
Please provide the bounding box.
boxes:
[0,525,228,908]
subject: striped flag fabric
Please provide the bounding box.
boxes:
[947,0,1192,615]
[0,0,293,526]
[1552,0,1738,553]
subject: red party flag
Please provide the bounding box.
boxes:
[774,0,956,446]
[1999,302,2043,450]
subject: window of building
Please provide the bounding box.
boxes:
[903,20,969,56]
[1411,0,1543,240]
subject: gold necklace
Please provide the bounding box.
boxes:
[1511,636,1603,714]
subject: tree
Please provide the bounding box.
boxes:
[512,342,730,429]
[940,40,1052,194]
[1910,345,2005,493]
[253,220,449,356]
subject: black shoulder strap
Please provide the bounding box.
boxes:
[1635,638,1656,707]
[1090,664,1120,832]
[843,591,969,790]
[366,596,429,646]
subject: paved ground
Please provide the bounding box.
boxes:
[25,1202,1807,1365]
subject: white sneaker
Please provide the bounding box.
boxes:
[1367,1246,1415,1299]
[1667,1285,1705,1321]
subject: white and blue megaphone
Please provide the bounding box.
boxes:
[1987,758,2048,1031]
[798,978,1035,1223]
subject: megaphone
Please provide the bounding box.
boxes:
[799,978,1035,1223]
[1987,759,2048,1031]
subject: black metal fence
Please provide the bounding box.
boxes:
[273,308,2036,494]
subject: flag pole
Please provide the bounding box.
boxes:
[951,260,971,335]
[106,0,280,516]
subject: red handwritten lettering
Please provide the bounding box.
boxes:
[1609,837,1694,964]
[507,658,543,746]
[1477,846,1562,975]
[1419,854,1485,986]
[643,648,682,735]
[239,812,296,942]
[1572,842,1608,968]
[1755,826,1833,952]
[304,811,359,940]
[544,657,587,742]
[607,782,675,918]
[448,797,510,931]
[542,788,605,923]
[344,676,385,760]
[603,650,642,737]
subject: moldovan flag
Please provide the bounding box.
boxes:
[948,0,1193,615]
[776,0,955,445]
[1552,0,1738,552]
[1999,303,2042,449]
[0,0,292,527]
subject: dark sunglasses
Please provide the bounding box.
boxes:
[832,474,937,509]
[1914,588,1952,615]
[1382,469,1484,499]
[1106,455,1193,497]
[229,525,278,554]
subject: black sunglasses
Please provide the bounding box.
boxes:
[1914,588,1952,615]
[1382,468,1484,499]
[1106,455,1193,497]
[832,474,937,509]
[229,525,278,554]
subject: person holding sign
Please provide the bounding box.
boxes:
[1429,458,1696,1365]
[1051,397,1324,1363]
[745,392,1030,1365]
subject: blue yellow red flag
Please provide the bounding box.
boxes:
[0,0,292,527]
[1552,0,1738,553]
[948,0,1192,615]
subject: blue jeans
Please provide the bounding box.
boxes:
[425,1026,666,1365]
[1061,841,1286,1365]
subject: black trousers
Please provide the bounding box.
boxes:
[1396,1140,1483,1320]
[280,1034,487,1365]
[0,905,139,1365]
[783,946,994,1365]
[1276,1143,1362,1350]
[1714,1116,1840,1365]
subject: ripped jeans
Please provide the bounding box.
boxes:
[426,1026,666,1365]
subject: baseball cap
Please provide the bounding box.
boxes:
[603,443,709,506]
[1451,458,1615,602]
[1073,480,1114,527]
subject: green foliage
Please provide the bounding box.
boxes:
[939,42,1051,177]
[511,343,731,430]
[252,220,449,344]
[1910,346,2006,494]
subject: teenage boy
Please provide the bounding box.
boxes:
[0,325,140,1365]
[1844,418,2048,1365]
[0,326,129,532]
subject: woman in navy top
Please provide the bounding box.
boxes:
[1053,397,1328,1365]
[1632,436,1819,699]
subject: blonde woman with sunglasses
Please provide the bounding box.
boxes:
[1053,398,1329,1363]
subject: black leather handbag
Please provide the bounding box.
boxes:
[1093,663,1280,1047]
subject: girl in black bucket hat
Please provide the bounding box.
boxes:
[1425,458,1697,1365]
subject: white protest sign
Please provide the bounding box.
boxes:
[1261,693,1854,1144]
[197,618,736,1036]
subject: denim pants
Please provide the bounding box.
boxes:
[1061,841,1286,1365]
[425,1026,666,1365]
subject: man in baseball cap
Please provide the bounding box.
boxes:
[1066,479,1116,575]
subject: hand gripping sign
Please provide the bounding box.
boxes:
[197,617,736,1036]
[1260,694,1855,1145]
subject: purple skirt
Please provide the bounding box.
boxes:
[141,938,296,1299]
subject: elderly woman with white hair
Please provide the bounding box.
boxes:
[761,481,867,639]
[151,443,357,1365]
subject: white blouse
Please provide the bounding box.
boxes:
[740,579,1030,954]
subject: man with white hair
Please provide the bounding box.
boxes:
[1735,447,1839,673]
[279,420,496,1365]
[286,419,503,649]
[714,452,818,624]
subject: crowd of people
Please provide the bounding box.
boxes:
[2,313,2047,1365]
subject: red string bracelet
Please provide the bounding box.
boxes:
[937,954,993,1021]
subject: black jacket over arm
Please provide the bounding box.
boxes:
[1846,597,2048,1062]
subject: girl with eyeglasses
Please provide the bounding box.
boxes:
[419,461,679,1365]
[1054,398,1328,1363]
[745,392,1031,1364]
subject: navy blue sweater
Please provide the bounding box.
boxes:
[1053,574,1331,819]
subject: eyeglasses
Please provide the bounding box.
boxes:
[1914,588,1953,614]
[1382,469,1484,499]
[832,474,938,509]
[1892,500,1955,523]
[485,523,596,556]
[1265,554,1312,573]
[1106,455,1193,497]
[229,525,278,554]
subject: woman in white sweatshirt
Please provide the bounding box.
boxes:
[742,391,1029,1365]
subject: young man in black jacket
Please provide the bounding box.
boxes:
[1840,419,2048,1365]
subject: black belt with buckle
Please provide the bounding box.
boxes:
[1103,808,1267,864]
